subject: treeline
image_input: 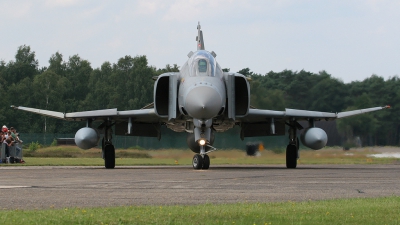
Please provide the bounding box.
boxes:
[241,68,399,146]
[0,45,179,134]
[0,45,399,146]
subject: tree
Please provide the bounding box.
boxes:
[48,52,66,76]
[32,71,69,132]
[64,55,93,111]
[336,93,379,146]
[308,77,348,112]
[4,45,39,84]
[157,64,179,74]
[249,81,285,110]
[237,68,253,77]
[107,55,155,110]
[84,62,114,110]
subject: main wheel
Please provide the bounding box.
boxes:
[286,144,297,169]
[104,144,115,169]
[192,154,203,170]
[101,138,107,159]
[202,155,210,170]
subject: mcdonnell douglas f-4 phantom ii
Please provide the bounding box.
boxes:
[12,23,389,169]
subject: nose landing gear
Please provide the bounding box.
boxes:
[192,154,211,170]
[192,154,210,170]
[192,145,216,170]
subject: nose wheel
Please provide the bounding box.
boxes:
[202,155,210,169]
[192,154,210,170]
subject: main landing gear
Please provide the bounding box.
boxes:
[103,141,115,169]
[286,144,298,169]
[286,124,300,169]
[102,121,115,169]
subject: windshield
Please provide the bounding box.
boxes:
[188,50,216,77]
[198,59,207,72]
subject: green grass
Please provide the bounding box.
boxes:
[2,146,398,166]
[23,146,151,158]
[0,197,399,224]
[7,157,182,166]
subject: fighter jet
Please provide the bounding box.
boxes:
[11,23,389,169]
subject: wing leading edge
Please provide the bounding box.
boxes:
[10,105,160,123]
[242,106,390,123]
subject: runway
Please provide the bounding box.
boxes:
[0,164,399,209]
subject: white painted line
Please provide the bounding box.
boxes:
[368,153,400,158]
[0,186,30,189]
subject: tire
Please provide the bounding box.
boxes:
[286,144,297,169]
[104,144,115,169]
[192,154,203,170]
[101,138,105,159]
[202,155,210,170]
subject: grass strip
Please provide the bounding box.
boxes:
[2,147,398,166]
[0,156,395,167]
[0,197,399,224]
[1,155,395,167]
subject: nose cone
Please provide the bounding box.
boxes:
[185,86,223,119]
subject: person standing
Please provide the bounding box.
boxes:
[4,137,11,159]
[2,125,8,133]
[0,131,5,143]
[10,127,22,158]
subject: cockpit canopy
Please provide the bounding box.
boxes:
[188,50,216,77]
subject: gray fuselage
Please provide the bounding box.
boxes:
[178,50,226,121]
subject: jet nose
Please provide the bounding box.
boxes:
[185,86,223,119]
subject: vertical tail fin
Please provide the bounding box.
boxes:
[196,22,205,50]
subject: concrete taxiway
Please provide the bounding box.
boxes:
[0,164,399,209]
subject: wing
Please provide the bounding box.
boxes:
[238,106,389,138]
[241,106,389,123]
[10,105,161,123]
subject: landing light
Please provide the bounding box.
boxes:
[198,139,206,146]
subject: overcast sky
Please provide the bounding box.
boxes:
[1,0,399,83]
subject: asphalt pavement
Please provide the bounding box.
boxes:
[0,164,399,209]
